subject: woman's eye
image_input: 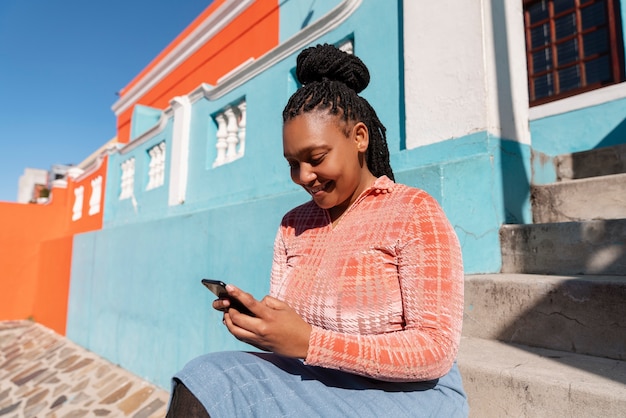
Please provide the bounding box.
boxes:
[288,161,298,169]
[310,154,325,166]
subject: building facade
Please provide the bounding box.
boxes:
[2,0,624,389]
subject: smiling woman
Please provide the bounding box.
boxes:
[166,43,468,418]
[283,111,376,223]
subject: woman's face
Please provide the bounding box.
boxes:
[283,110,375,220]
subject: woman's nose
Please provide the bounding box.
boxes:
[296,164,316,184]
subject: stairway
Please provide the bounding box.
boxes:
[457,144,626,417]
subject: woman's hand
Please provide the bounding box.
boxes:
[213,285,312,359]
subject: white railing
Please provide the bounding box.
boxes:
[147,142,166,190]
[213,101,246,167]
[89,176,102,216]
[120,158,136,200]
[72,186,84,221]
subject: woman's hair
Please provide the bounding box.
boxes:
[282,44,395,181]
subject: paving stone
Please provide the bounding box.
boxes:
[0,321,169,417]
[117,387,154,415]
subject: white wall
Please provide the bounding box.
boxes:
[402,0,530,148]
[17,168,48,203]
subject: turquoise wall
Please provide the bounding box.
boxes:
[131,105,162,141]
[279,0,340,43]
[393,133,532,274]
[68,192,304,387]
[530,96,626,184]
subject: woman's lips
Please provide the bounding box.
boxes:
[308,181,331,196]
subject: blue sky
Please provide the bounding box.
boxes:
[0,0,212,202]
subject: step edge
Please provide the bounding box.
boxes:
[457,337,626,392]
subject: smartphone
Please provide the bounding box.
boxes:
[201,279,255,316]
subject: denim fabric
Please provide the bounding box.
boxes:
[173,351,468,418]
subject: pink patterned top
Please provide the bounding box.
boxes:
[270,176,464,382]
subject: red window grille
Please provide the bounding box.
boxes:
[524,0,625,106]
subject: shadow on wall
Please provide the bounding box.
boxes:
[593,115,626,150]
[490,1,531,226]
[569,121,626,179]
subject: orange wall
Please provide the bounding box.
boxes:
[116,0,280,143]
[0,189,70,328]
[32,235,74,334]
[0,158,107,334]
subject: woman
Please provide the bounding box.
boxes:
[167,43,468,417]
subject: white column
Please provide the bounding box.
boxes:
[147,147,157,190]
[157,142,166,187]
[120,158,135,200]
[402,0,530,147]
[72,186,84,221]
[88,176,102,215]
[237,102,247,157]
[225,107,239,160]
[169,96,192,206]
[214,113,228,166]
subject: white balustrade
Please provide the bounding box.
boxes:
[120,158,135,200]
[147,142,166,190]
[215,114,228,166]
[72,186,84,221]
[88,176,102,216]
[213,100,246,167]
[237,102,246,156]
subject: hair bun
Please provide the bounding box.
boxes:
[295,43,370,94]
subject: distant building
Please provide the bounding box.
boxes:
[48,164,74,185]
[17,168,48,203]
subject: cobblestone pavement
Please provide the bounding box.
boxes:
[0,320,169,417]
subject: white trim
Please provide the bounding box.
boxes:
[168,96,192,206]
[117,0,361,155]
[529,82,626,120]
[72,186,84,221]
[111,0,255,116]
[119,110,171,155]
[71,144,118,182]
[190,0,362,103]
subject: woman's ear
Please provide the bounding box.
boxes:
[353,122,369,153]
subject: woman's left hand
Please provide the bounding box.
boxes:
[221,284,312,359]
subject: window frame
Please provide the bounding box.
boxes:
[523,0,625,106]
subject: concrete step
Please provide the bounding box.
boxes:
[556,143,626,180]
[463,274,626,360]
[500,219,626,275]
[531,173,626,223]
[457,336,626,418]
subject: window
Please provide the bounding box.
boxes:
[524,0,624,105]
[147,142,166,190]
[212,101,246,168]
[120,158,135,200]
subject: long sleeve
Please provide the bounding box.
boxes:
[269,177,464,382]
[306,194,464,381]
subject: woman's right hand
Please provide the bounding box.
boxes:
[216,285,312,359]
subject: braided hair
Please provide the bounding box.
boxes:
[282,44,395,181]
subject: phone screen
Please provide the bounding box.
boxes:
[201,279,255,316]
